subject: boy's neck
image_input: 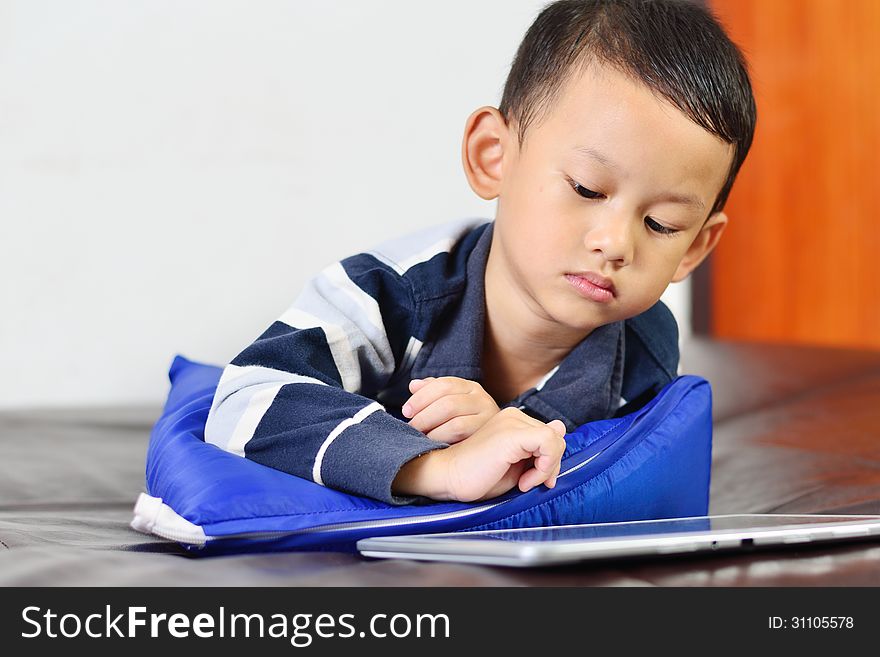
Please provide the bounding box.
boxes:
[481,245,591,404]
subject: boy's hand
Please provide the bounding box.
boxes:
[402,376,500,443]
[393,408,567,503]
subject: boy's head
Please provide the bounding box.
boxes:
[462,0,756,337]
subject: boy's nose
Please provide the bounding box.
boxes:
[583,212,635,266]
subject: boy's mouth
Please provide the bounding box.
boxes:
[565,272,616,303]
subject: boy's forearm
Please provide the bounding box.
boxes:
[392,448,452,501]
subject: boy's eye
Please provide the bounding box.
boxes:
[570,181,604,200]
[645,216,678,236]
[568,177,680,237]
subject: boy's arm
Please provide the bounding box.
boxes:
[204,254,445,505]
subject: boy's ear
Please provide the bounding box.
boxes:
[461,106,510,200]
[671,211,728,283]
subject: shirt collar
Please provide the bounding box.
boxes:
[410,222,493,382]
[514,321,624,431]
[411,221,625,431]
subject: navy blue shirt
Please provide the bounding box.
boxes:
[205,219,679,504]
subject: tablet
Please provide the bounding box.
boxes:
[356,514,880,567]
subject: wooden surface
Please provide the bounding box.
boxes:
[3,339,880,585]
[708,0,880,349]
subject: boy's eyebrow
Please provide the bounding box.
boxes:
[573,146,622,171]
[572,146,706,211]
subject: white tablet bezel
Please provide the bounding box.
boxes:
[356,514,880,567]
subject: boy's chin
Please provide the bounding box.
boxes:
[547,303,617,334]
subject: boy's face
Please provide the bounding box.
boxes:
[474,62,733,337]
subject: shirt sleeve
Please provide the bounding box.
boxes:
[204,253,445,505]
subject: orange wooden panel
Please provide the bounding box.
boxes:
[709,0,880,349]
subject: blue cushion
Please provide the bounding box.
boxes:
[131,356,712,554]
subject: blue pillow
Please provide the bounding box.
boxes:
[131,356,712,554]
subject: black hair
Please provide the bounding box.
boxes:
[499,0,756,216]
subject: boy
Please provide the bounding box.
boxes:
[205,0,755,505]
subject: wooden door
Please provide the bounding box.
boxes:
[706,0,880,348]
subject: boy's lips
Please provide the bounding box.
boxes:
[565,271,616,302]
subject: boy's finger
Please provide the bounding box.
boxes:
[520,454,562,491]
[513,424,565,491]
[402,377,466,418]
[533,451,557,474]
[408,394,478,434]
[517,464,549,492]
[402,378,436,417]
[545,459,562,489]
[547,419,567,436]
[506,421,566,460]
[533,420,566,487]
[424,416,475,444]
[407,377,434,394]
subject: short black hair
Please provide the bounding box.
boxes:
[499,0,756,216]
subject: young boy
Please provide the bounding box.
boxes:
[205,0,755,505]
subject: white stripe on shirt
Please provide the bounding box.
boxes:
[206,364,328,454]
[294,263,396,389]
[368,218,486,275]
[278,306,361,392]
[227,383,286,457]
[399,336,423,374]
[312,402,384,486]
[323,262,388,340]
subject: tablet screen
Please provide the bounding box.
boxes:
[435,514,871,543]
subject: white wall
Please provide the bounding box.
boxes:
[0,0,690,410]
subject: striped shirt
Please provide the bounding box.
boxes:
[205,219,679,504]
